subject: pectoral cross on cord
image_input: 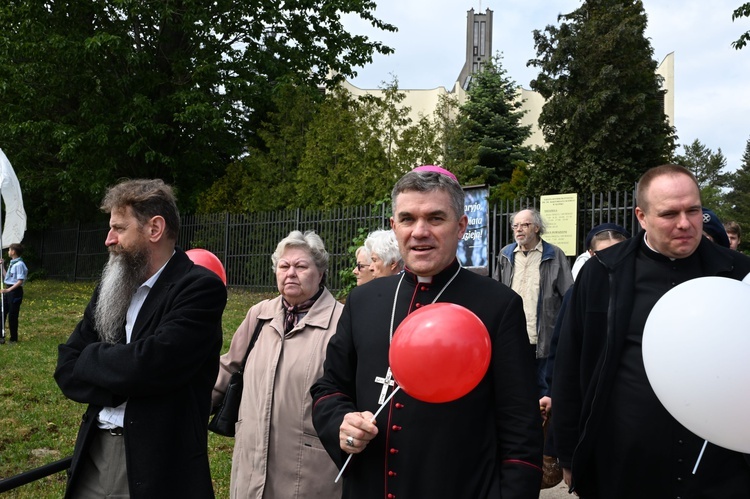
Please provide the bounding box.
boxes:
[374,367,395,405]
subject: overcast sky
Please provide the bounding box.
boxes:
[343,0,749,172]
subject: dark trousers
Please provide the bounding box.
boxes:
[3,287,23,342]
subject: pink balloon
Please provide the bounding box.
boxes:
[389,303,491,403]
[186,248,227,285]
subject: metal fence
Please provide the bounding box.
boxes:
[23,204,392,292]
[22,189,637,292]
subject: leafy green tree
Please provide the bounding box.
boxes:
[202,77,448,213]
[395,115,443,171]
[733,3,750,49]
[674,139,729,212]
[358,78,411,171]
[445,55,532,192]
[433,93,462,165]
[197,82,322,213]
[495,163,531,201]
[0,0,395,225]
[725,137,750,240]
[356,77,445,178]
[527,0,675,195]
[295,87,391,208]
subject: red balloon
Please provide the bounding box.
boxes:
[389,303,491,403]
[186,248,227,285]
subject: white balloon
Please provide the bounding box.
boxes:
[643,276,750,453]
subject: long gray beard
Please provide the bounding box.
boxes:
[94,246,150,344]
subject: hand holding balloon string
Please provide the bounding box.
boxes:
[335,386,401,483]
[334,303,491,483]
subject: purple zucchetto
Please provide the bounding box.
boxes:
[413,165,458,183]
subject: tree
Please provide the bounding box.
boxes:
[394,115,444,172]
[527,0,675,195]
[0,1,395,225]
[202,77,448,213]
[445,55,532,194]
[199,82,333,213]
[725,137,750,240]
[674,139,729,212]
[295,77,447,207]
[356,77,445,180]
[733,3,750,49]
[295,87,391,208]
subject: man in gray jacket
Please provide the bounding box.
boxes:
[493,208,573,407]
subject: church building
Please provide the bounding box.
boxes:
[340,8,675,149]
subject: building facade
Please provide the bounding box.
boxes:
[341,8,675,150]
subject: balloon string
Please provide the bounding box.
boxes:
[692,440,708,474]
[334,386,402,483]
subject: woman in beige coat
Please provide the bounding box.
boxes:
[213,230,343,498]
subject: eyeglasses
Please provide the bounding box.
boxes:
[355,263,371,272]
[511,222,533,230]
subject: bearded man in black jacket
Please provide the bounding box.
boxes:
[55,179,226,498]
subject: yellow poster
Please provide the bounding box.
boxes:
[540,193,577,256]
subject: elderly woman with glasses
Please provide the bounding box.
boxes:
[364,229,403,278]
[352,245,375,286]
[212,230,343,499]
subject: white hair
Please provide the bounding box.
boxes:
[271,230,329,274]
[364,229,403,270]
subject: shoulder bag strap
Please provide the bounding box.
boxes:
[239,319,266,372]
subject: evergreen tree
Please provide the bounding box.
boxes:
[528,0,675,195]
[674,139,729,212]
[445,55,532,193]
[725,137,750,240]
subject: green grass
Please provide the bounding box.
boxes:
[0,280,275,497]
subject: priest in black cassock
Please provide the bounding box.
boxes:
[311,166,543,499]
[553,164,750,498]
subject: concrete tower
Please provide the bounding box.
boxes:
[456,8,493,90]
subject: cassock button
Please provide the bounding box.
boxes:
[387,494,395,499]
[415,303,422,308]
[420,286,428,291]
[388,470,397,477]
[395,402,404,409]
[390,448,399,454]
[392,425,402,431]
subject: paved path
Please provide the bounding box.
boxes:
[540,480,571,498]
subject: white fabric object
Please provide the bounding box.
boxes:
[0,148,27,248]
[571,251,591,280]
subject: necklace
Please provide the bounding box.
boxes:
[374,264,463,404]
